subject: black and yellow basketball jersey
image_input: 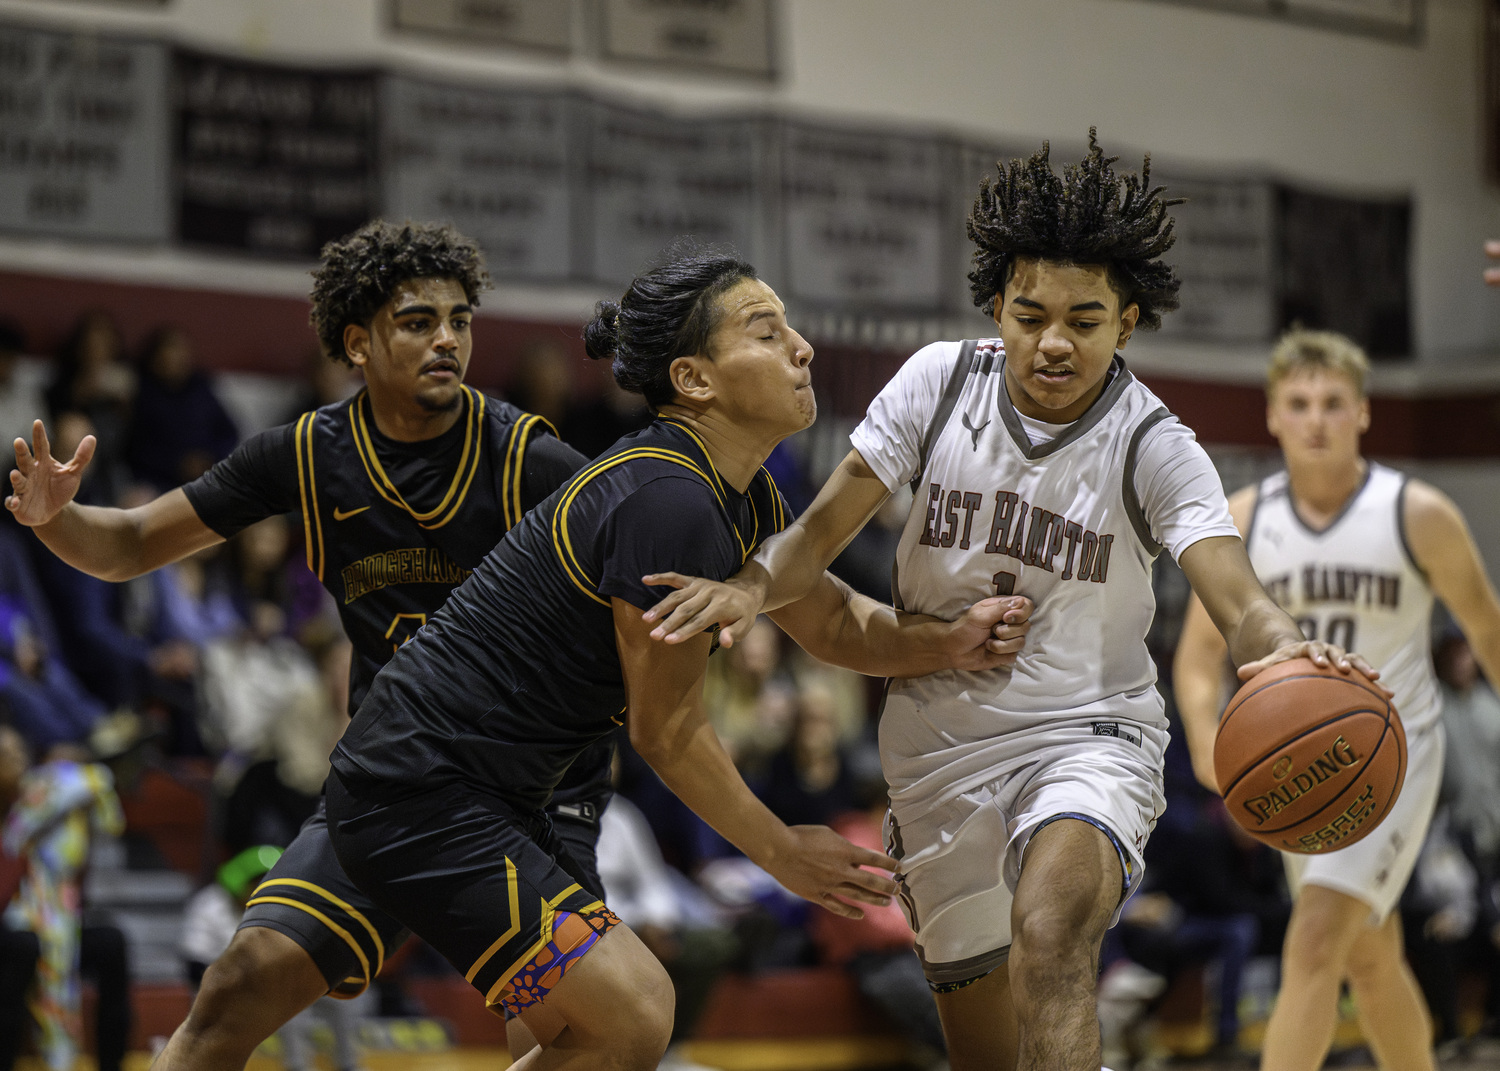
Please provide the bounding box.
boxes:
[331,418,791,811]
[183,384,585,714]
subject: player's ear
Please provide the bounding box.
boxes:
[1357,396,1371,435]
[1117,302,1140,348]
[667,353,714,405]
[343,323,371,368]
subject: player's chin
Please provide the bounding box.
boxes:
[415,382,464,413]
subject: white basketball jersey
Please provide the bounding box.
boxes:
[1246,463,1439,733]
[851,339,1238,806]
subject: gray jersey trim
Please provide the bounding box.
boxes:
[1121,407,1173,557]
[1395,473,1427,580]
[1284,463,1374,538]
[996,355,1135,460]
[918,942,1011,986]
[909,339,980,495]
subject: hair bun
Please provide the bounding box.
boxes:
[583,300,621,362]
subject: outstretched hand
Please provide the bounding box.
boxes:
[946,595,1033,672]
[1236,640,1391,698]
[6,420,95,527]
[642,572,765,647]
[769,824,900,920]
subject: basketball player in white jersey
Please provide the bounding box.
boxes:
[1174,328,1500,1070]
[639,134,1378,1071]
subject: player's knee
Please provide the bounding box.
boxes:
[600,954,673,1069]
[191,929,325,1032]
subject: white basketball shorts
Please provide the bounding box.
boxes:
[1283,720,1444,922]
[882,725,1166,987]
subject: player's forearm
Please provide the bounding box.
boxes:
[737,520,844,614]
[818,586,963,678]
[631,715,795,868]
[32,502,152,582]
[1223,598,1304,668]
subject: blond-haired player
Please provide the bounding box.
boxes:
[1175,327,1500,1070]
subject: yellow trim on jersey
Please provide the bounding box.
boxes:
[245,895,372,988]
[349,387,484,530]
[658,419,727,501]
[762,467,787,533]
[464,857,522,984]
[293,413,326,581]
[252,877,388,976]
[550,447,719,605]
[501,413,554,531]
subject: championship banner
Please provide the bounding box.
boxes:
[1276,185,1411,358]
[389,0,572,52]
[174,50,378,258]
[1152,174,1276,344]
[599,0,774,76]
[382,76,575,281]
[0,24,170,241]
[581,100,771,285]
[781,121,954,313]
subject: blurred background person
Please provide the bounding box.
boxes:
[127,327,239,492]
[2,733,129,1071]
[45,311,135,508]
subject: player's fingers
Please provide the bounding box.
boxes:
[819,895,865,920]
[69,434,96,470]
[12,436,32,468]
[1003,596,1034,622]
[641,579,694,621]
[1486,266,1500,287]
[834,882,894,908]
[1486,238,1500,258]
[30,420,52,464]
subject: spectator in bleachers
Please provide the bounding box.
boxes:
[2,734,128,1071]
[127,327,239,492]
[0,594,107,761]
[702,616,798,778]
[756,680,858,829]
[45,311,135,507]
[1402,808,1481,1051]
[0,322,47,449]
[1434,631,1500,1044]
[0,724,40,1071]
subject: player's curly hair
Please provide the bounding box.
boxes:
[967,129,1183,330]
[309,220,492,365]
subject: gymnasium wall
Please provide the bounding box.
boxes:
[1,0,1498,565]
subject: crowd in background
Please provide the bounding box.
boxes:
[0,310,1496,1069]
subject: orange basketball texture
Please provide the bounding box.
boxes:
[1214,658,1406,854]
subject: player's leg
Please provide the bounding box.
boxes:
[932,965,1018,1070]
[885,788,1018,1070]
[327,775,669,1069]
[507,924,674,1071]
[1006,817,1122,1071]
[153,926,327,1071]
[155,802,404,1071]
[1344,908,1436,1070]
[507,800,607,1061]
[1260,885,1373,1071]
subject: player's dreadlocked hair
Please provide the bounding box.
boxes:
[309,220,492,365]
[967,129,1183,330]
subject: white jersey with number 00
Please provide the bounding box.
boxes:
[1245,464,1439,733]
[851,339,1239,812]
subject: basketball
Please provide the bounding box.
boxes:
[1214,658,1406,854]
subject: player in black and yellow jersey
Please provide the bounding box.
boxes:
[5,221,608,1069]
[324,250,1034,1068]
